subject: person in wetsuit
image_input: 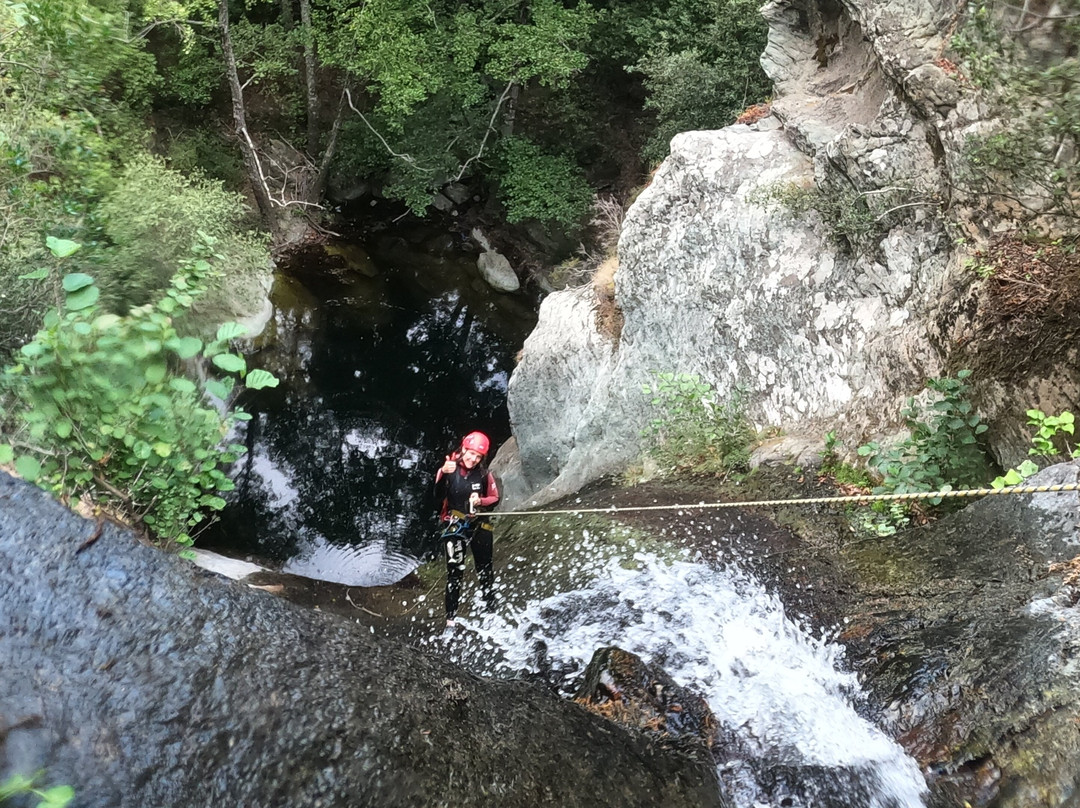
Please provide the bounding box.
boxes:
[433,431,500,627]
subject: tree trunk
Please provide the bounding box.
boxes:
[309,90,346,203]
[0,474,727,808]
[299,0,320,156]
[501,82,521,138]
[218,0,281,240]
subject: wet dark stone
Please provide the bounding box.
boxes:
[575,647,719,763]
[0,474,724,808]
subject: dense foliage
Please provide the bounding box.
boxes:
[0,237,277,549]
[137,0,769,227]
[0,0,270,358]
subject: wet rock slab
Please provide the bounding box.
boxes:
[0,473,724,808]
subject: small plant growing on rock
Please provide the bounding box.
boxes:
[993,409,1080,488]
[641,372,754,475]
[1,772,74,808]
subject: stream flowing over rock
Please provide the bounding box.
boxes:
[497,0,1080,509]
[0,473,723,808]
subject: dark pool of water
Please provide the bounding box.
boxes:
[200,226,538,585]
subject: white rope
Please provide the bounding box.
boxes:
[485,482,1080,519]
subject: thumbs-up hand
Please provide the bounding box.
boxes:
[441,455,457,474]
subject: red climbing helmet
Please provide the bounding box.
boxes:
[461,431,490,456]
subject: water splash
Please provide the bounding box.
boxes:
[445,551,927,808]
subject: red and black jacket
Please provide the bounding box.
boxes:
[434,456,500,521]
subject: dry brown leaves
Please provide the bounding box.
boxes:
[962,236,1080,380]
[1049,554,1080,587]
[933,57,967,82]
[735,102,772,126]
[981,238,1080,325]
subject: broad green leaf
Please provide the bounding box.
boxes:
[169,377,197,394]
[0,772,37,796]
[0,445,12,464]
[216,322,248,341]
[167,336,203,359]
[1003,468,1025,485]
[212,353,246,374]
[144,363,167,384]
[65,286,100,311]
[18,267,49,280]
[14,455,41,480]
[199,494,228,510]
[92,313,122,331]
[47,236,81,258]
[1018,459,1040,476]
[62,272,94,292]
[152,442,172,458]
[245,369,279,390]
[39,784,75,808]
[205,379,231,399]
[55,418,73,439]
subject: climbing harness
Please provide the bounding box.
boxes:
[439,514,472,566]
[482,481,1080,519]
[438,508,494,566]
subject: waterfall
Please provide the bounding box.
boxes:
[434,549,927,808]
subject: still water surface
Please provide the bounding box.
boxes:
[201,229,537,584]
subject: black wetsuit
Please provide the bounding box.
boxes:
[433,460,500,620]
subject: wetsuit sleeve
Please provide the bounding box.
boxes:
[479,471,500,508]
[433,469,448,499]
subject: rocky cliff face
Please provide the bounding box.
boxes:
[496,0,1080,508]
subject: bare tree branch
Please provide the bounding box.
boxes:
[453,80,515,182]
[344,88,435,172]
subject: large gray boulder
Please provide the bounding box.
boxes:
[0,473,723,808]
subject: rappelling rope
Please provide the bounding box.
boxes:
[485,481,1080,519]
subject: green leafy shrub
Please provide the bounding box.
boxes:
[819,430,875,488]
[496,137,594,226]
[622,0,770,162]
[852,501,912,537]
[641,372,754,475]
[857,370,993,500]
[0,237,278,549]
[752,181,938,256]
[164,127,248,187]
